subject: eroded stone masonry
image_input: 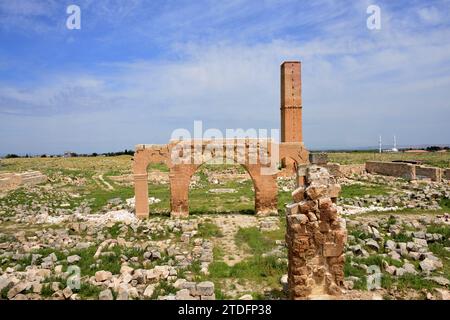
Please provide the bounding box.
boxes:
[286,163,346,299]
[133,61,309,219]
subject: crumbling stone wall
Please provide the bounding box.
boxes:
[0,171,47,191]
[133,140,303,218]
[444,169,450,181]
[280,61,305,175]
[325,163,366,178]
[133,61,310,218]
[366,161,447,182]
[286,165,346,299]
[416,166,443,182]
[366,161,416,180]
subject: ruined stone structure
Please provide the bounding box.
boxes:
[281,61,303,143]
[416,165,443,182]
[325,163,366,178]
[280,62,303,175]
[444,169,450,181]
[286,164,346,299]
[133,61,309,219]
[366,161,416,180]
[0,171,47,192]
[366,161,448,182]
[133,139,308,218]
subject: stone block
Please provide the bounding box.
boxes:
[305,185,327,200]
[309,153,328,165]
[286,203,299,215]
[299,200,318,214]
[327,184,341,198]
[292,187,305,202]
[323,243,344,257]
[366,161,416,180]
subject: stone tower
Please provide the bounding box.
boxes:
[281,61,302,143]
[280,61,303,173]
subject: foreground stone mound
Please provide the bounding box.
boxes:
[286,165,346,299]
[0,171,47,191]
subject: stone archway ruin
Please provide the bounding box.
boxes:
[131,60,346,301]
[133,61,309,219]
[133,139,308,218]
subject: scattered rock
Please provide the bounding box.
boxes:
[143,284,155,298]
[99,289,114,300]
[196,281,214,296]
[67,255,81,264]
[95,270,113,282]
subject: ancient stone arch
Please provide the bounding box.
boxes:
[133,144,171,217]
[170,155,278,218]
[133,60,310,219]
[133,139,291,218]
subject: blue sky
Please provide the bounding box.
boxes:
[1,0,449,154]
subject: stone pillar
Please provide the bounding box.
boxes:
[286,165,346,299]
[134,173,149,219]
[281,61,302,143]
[169,165,195,218]
[255,175,278,216]
[246,164,278,216]
[280,61,303,175]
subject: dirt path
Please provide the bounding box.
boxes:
[93,174,114,191]
[211,214,258,266]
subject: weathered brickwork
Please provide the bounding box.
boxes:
[280,62,304,175]
[444,169,450,181]
[281,61,302,143]
[366,161,447,182]
[286,165,346,299]
[416,166,443,182]
[134,61,310,219]
[0,171,47,191]
[325,163,366,178]
[366,161,416,180]
[133,140,308,219]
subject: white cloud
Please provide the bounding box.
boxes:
[417,6,443,25]
[1,0,450,153]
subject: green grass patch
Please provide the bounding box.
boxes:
[235,227,275,255]
[327,152,450,169]
[208,255,287,288]
[1,284,13,299]
[107,222,123,238]
[40,284,54,298]
[391,232,413,243]
[341,184,391,199]
[355,254,403,269]
[344,257,366,278]
[75,282,103,299]
[439,197,450,211]
[147,163,169,172]
[349,230,371,240]
[150,281,177,299]
[427,224,450,243]
[197,222,223,238]
[396,274,438,291]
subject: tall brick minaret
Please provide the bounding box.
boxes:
[281,61,302,143]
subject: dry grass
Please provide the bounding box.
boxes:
[327,151,450,168]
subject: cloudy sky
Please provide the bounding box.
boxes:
[0,0,449,154]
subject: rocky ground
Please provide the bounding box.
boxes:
[0,157,449,300]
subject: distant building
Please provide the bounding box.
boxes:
[404,149,428,153]
[63,151,77,158]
